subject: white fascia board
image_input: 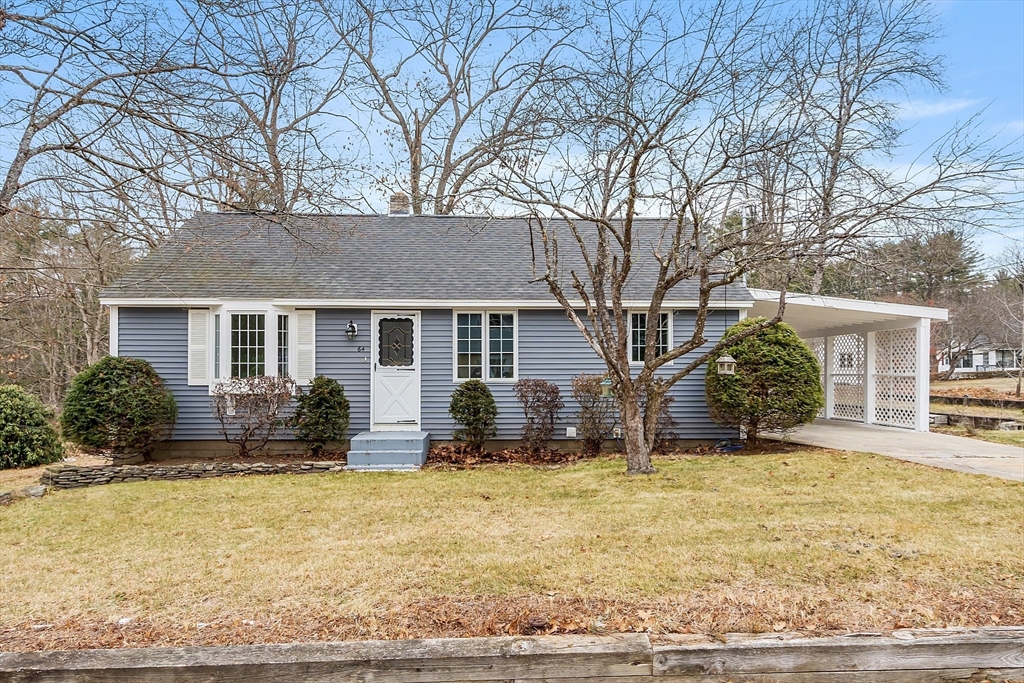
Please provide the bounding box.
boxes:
[99,297,756,310]
[749,288,948,321]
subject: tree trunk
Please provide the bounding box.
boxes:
[620,396,655,474]
[747,417,760,443]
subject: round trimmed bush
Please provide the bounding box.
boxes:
[706,317,824,441]
[449,379,498,451]
[290,375,350,456]
[61,356,177,457]
[0,385,63,469]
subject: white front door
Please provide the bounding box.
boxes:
[371,311,421,431]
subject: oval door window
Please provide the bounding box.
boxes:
[378,318,414,366]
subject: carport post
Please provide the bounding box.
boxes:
[916,317,931,431]
[865,331,877,425]
[824,336,835,419]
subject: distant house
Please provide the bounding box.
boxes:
[937,340,1022,376]
[99,209,946,464]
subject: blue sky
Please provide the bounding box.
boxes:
[901,0,1024,263]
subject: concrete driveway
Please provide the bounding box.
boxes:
[769,419,1024,482]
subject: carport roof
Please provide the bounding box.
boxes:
[749,289,948,339]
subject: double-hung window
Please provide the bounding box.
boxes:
[455,311,516,380]
[958,352,975,369]
[277,314,290,377]
[231,313,266,378]
[630,312,670,363]
[996,349,1020,368]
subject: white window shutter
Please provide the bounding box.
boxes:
[295,310,316,384]
[187,309,210,385]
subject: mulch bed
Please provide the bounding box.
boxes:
[425,444,588,468]
[932,386,1022,401]
[425,440,803,469]
[147,452,348,466]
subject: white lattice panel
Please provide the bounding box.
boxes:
[832,334,865,421]
[873,328,917,428]
[808,337,826,417]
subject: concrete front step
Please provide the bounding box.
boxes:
[346,431,429,471]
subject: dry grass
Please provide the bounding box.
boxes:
[933,426,1024,448]
[934,376,1021,394]
[1,449,1021,650]
[930,401,1023,420]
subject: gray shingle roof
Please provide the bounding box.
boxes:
[101,213,753,303]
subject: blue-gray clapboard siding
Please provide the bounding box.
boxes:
[118,307,223,439]
[119,306,738,442]
[315,309,372,433]
[420,309,737,440]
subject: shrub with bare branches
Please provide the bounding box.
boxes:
[514,378,563,452]
[570,374,617,456]
[211,375,297,457]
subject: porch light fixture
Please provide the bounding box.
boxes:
[716,354,737,375]
[346,321,358,340]
[600,377,614,398]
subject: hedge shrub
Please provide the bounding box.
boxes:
[290,375,350,456]
[706,317,823,441]
[61,356,177,456]
[0,385,63,469]
[449,379,497,451]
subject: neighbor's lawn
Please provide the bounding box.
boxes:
[1,450,1021,650]
[933,426,1024,448]
[929,401,1022,420]
[933,376,1021,393]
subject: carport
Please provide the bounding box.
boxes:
[748,289,948,432]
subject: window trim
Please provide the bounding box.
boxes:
[451,309,518,383]
[628,309,673,366]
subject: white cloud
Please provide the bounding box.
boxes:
[901,98,983,119]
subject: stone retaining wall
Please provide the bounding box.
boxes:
[39,461,347,490]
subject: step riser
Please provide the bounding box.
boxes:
[350,440,429,451]
[347,431,430,470]
[348,451,426,466]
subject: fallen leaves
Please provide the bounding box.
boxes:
[3,585,1021,652]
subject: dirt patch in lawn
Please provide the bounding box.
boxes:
[0,454,109,492]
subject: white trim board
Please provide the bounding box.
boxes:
[749,288,948,321]
[99,296,756,310]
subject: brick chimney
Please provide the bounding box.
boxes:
[389,192,411,216]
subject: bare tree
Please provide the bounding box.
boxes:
[324,0,579,214]
[0,205,132,404]
[168,0,360,213]
[990,248,1024,396]
[763,0,1020,295]
[490,1,815,473]
[0,1,198,218]
[491,0,1020,473]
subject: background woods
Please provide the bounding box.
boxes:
[0,0,1020,436]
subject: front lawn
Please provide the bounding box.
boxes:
[1,450,1021,650]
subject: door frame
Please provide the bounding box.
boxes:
[369,310,422,431]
